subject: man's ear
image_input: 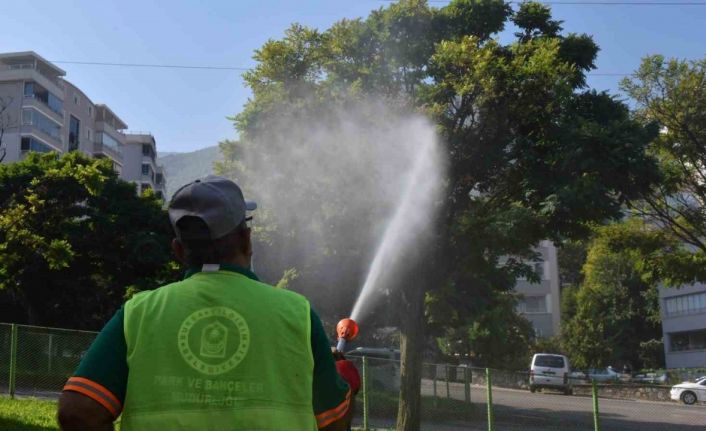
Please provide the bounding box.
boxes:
[172,238,186,264]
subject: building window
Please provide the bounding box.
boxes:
[24,81,63,115]
[142,143,155,160]
[518,296,547,314]
[141,183,152,194]
[97,132,123,156]
[141,163,151,176]
[670,329,706,352]
[534,261,545,279]
[22,108,62,141]
[664,292,706,317]
[87,129,92,141]
[20,136,53,153]
[88,106,93,117]
[69,116,80,151]
[73,95,79,105]
[155,173,163,185]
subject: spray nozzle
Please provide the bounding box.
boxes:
[335,318,359,352]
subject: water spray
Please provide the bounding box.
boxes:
[335,318,359,352]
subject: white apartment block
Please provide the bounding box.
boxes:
[513,240,562,337]
[0,51,166,199]
[660,284,706,369]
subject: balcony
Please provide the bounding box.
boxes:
[0,64,65,95]
[22,96,63,124]
[20,126,63,151]
[93,141,123,165]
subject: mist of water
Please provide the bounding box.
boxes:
[237,99,445,320]
[351,132,444,321]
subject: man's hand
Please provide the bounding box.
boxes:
[58,391,114,431]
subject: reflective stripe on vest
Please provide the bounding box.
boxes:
[121,268,316,430]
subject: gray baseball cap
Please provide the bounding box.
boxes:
[168,176,257,240]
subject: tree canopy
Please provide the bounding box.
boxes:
[0,152,176,329]
[620,55,706,285]
[218,1,660,428]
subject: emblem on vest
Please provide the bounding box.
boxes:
[178,307,250,375]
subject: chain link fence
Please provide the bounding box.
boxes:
[344,357,706,431]
[2,323,706,430]
[0,323,97,398]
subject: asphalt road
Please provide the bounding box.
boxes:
[414,379,706,431]
[9,382,706,431]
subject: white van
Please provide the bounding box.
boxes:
[529,353,572,395]
[345,347,401,392]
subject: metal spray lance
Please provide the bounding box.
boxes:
[335,318,359,352]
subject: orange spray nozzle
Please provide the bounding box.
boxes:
[335,318,359,351]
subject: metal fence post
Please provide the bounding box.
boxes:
[486,368,495,431]
[362,356,369,431]
[9,324,18,398]
[464,367,471,404]
[592,379,601,431]
[432,364,438,407]
[445,364,450,398]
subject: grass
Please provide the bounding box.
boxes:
[1,394,470,431]
[0,397,59,431]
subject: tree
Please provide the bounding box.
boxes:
[562,220,664,369]
[0,96,17,163]
[0,152,176,329]
[219,2,659,429]
[621,55,706,285]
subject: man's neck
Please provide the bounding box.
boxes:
[224,255,250,269]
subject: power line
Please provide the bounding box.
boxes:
[50,60,250,71]
[398,1,706,4]
[51,59,631,77]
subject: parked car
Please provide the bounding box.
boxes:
[585,367,621,383]
[670,376,706,405]
[346,347,401,392]
[568,370,589,383]
[632,373,668,384]
[529,353,572,395]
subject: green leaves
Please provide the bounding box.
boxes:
[221,0,659,369]
[561,220,665,369]
[0,152,176,329]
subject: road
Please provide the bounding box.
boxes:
[413,379,706,431]
[9,381,706,430]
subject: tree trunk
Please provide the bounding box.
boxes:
[396,281,425,431]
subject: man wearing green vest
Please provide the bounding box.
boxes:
[58,176,353,431]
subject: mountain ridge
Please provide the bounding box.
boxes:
[158,145,220,199]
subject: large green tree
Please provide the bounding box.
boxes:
[0,152,176,329]
[621,55,706,285]
[562,220,665,370]
[218,1,658,429]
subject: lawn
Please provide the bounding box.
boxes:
[0,395,447,431]
[0,397,59,431]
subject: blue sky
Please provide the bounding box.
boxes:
[1,0,704,152]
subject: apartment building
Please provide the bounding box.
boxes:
[660,284,706,369]
[122,132,167,199]
[0,51,166,196]
[514,240,562,337]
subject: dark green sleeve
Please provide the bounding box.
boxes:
[310,308,351,420]
[71,307,128,403]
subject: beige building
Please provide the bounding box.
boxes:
[0,51,166,197]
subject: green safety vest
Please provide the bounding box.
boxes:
[120,265,317,431]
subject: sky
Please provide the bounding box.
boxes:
[1,0,704,153]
